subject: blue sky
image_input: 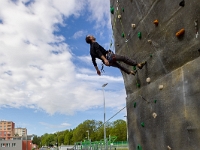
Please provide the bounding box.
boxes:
[0,0,127,136]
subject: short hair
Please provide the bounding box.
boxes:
[85,35,92,44]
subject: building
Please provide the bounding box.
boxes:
[0,121,15,140]
[0,135,33,150]
[15,128,27,137]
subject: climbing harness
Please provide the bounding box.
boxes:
[106,50,115,63]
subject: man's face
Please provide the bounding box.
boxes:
[89,35,96,41]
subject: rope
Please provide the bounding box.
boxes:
[94,106,126,131]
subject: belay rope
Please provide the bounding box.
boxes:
[101,63,105,73]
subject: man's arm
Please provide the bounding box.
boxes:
[94,42,109,66]
[91,56,101,76]
[100,55,109,66]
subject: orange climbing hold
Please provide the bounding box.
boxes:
[176,28,185,37]
[153,20,159,26]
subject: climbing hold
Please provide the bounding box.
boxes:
[179,0,185,7]
[195,20,198,38]
[167,146,172,150]
[133,66,136,70]
[176,28,185,37]
[137,145,142,150]
[131,24,136,29]
[122,33,125,38]
[150,54,153,57]
[196,32,199,38]
[153,19,159,26]
[146,77,151,83]
[110,7,114,14]
[118,15,122,19]
[122,8,124,12]
[154,100,157,103]
[187,126,198,130]
[134,102,136,108]
[137,83,141,88]
[159,85,164,90]
[117,44,119,46]
[138,32,142,39]
[152,112,157,118]
[195,20,198,29]
[148,40,152,44]
[141,122,145,127]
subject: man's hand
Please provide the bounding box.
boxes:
[100,55,109,66]
[104,59,109,66]
[97,70,101,76]
[95,66,101,76]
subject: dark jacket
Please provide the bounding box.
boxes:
[90,42,108,66]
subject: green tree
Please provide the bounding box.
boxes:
[36,119,127,146]
[64,129,73,145]
[58,134,64,145]
[110,119,127,141]
[32,135,41,146]
[73,120,99,142]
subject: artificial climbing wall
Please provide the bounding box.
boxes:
[110,0,200,149]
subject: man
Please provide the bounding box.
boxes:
[85,35,146,76]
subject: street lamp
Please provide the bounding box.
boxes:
[86,130,89,141]
[124,115,128,142]
[56,132,58,150]
[102,83,108,149]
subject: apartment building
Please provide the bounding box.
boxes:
[0,121,15,140]
[15,128,27,137]
[0,135,33,150]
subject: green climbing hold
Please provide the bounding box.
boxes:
[141,122,145,127]
[138,32,142,39]
[134,102,136,108]
[150,54,153,57]
[154,100,157,103]
[137,145,142,150]
[133,66,136,70]
[122,33,125,38]
[137,83,140,88]
[110,7,114,14]
[122,8,124,12]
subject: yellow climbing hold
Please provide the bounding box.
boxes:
[146,77,151,83]
[152,112,157,118]
[131,24,136,29]
[167,146,172,150]
[118,15,122,19]
[159,85,164,90]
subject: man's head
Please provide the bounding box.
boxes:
[85,35,96,44]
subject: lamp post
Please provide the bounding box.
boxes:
[124,115,128,143]
[56,132,58,150]
[102,83,108,150]
[86,130,89,141]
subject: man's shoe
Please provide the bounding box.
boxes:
[130,70,137,75]
[137,61,147,69]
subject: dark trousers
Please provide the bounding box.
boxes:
[109,54,137,74]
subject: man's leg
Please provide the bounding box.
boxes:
[109,61,136,75]
[114,54,146,69]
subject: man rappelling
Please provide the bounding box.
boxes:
[85,35,146,76]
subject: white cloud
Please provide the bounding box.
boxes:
[0,0,125,116]
[39,122,71,129]
[72,30,87,39]
[77,55,103,65]
[86,0,111,29]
